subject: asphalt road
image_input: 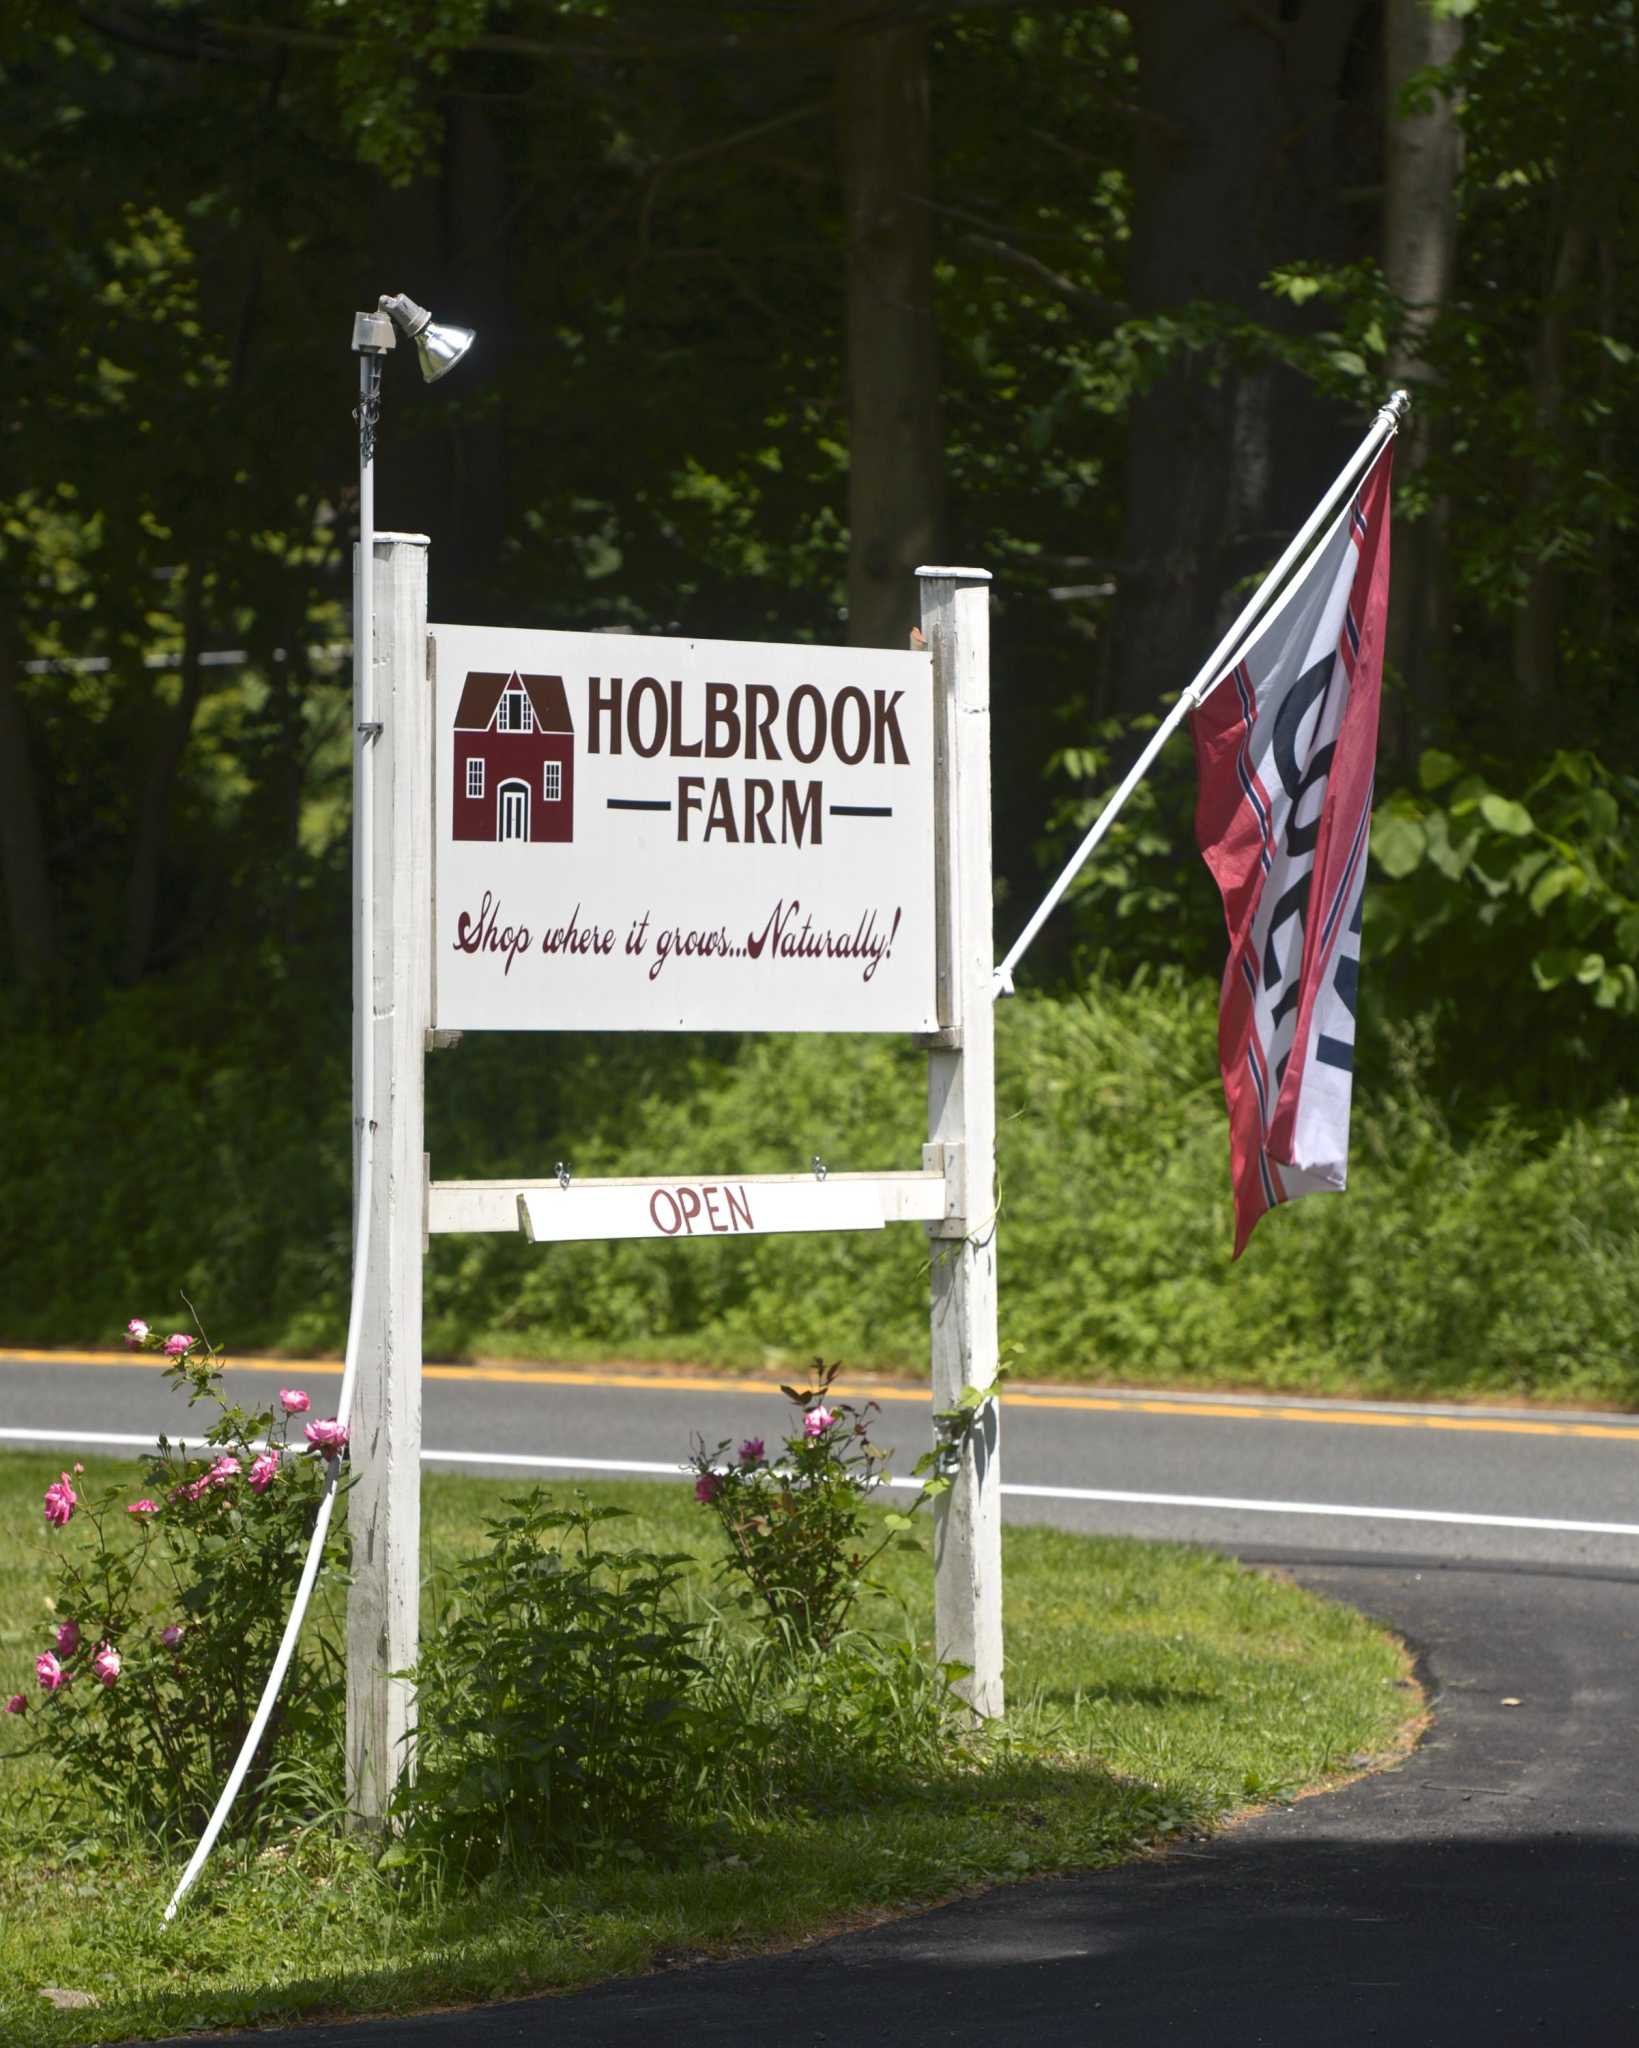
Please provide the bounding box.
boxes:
[4,1348,1637,1572]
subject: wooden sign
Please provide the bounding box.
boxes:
[430,625,937,1034]
[517,1175,890,1245]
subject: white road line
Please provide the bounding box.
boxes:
[3,1429,188,1451]
[422,1449,686,1477]
[5,1432,1636,1540]
[991,1480,1639,1540]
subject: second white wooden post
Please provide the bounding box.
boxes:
[347,530,430,1823]
[918,564,1003,1720]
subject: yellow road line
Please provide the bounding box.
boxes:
[5,1348,1638,1442]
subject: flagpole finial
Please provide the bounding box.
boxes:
[1380,388,1412,427]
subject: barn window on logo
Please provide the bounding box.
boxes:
[466,757,484,800]
[542,760,562,802]
[498,683,533,734]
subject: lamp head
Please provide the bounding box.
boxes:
[378,292,476,383]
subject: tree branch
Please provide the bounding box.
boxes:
[960,232,1128,326]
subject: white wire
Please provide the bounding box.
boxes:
[164,358,381,1922]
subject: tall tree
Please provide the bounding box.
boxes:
[1381,0,1464,744]
[1115,0,1379,715]
[836,9,945,646]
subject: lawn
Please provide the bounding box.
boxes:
[0,1450,1419,2046]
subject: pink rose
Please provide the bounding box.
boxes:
[206,1455,240,1489]
[249,1451,279,1493]
[162,1333,195,1357]
[738,1438,764,1465]
[803,1405,836,1438]
[694,1472,723,1504]
[127,1499,161,1517]
[55,1620,80,1659]
[304,1419,349,1456]
[125,1318,150,1347]
[4,1694,25,1715]
[42,1474,77,1527]
[91,1643,121,1687]
[278,1389,310,1414]
[35,1652,66,1693]
[161,1625,185,1650]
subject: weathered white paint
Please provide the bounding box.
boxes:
[346,534,430,1824]
[429,625,937,1034]
[429,1164,951,1237]
[514,1170,944,1244]
[918,566,1004,1721]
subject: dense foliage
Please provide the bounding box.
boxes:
[5,973,1637,1401]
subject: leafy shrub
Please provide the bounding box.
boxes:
[1370,747,1639,1104]
[7,956,1639,1404]
[399,1493,733,1870]
[16,1322,347,1833]
[688,1361,899,1652]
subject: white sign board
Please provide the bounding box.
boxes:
[432,624,937,1033]
[518,1176,887,1245]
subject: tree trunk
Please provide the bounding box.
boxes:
[1382,0,1463,752]
[439,97,511,620]
[1116,0,1373,717]
[120,571,208,985]
[0,639,57,991]
[836,13,945,648]
[1513,221,1590,714]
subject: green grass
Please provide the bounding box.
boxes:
[0,1451,1418,2046]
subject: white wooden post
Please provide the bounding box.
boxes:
[347,531,430,1823]
[918,565,1003,1720]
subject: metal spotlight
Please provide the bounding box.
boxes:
[377,291,476,384]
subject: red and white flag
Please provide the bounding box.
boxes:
[1192,448,1393,1256]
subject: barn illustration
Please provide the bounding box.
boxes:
[451,671,575,844]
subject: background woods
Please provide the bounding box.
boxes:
[5,2,1639,1383]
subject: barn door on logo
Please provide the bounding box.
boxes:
[498,781,529,842]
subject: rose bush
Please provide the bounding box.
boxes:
[20,1320,349,1833]
[687,1361,907,1652]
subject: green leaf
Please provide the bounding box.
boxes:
[1418,748,1462,791]
[1479,794,1534,837]
[1509,850,1552,893]
[1575,951,1607,985]
[1372,811,1427,878]
[1531,948,1580,990]
[1528,864,1583,915]
[1423,812,1476,880]
[1581,789,1620,838]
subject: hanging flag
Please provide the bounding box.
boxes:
[1192,447,1393,1257]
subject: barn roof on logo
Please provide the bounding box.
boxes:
[454,671,573,733]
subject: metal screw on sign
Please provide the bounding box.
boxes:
[812,1154,828,1182]
[556,1160,571,1190]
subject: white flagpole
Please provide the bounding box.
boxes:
[992,389,1409,999]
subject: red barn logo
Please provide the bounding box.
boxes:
[452,671,575,844]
